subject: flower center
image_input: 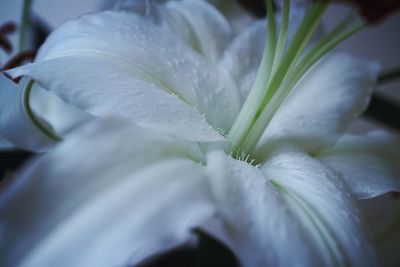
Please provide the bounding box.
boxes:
[227,0,365,158]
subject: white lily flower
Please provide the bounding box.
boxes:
[1,0,400,266]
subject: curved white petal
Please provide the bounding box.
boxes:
[0,135,14,150]
[114,0,233,63]
[162,0,232,63]
[9,56,227,143]
[206,151,327,267]
[261,148,379,267]
[8,11,241,139]
[0,75,58,152]
[220,20,265,100]
[318,131,400,199]
[30,83,94,136]
[0,118,214,267]
[207,0,257,33]
[256,53,380,159]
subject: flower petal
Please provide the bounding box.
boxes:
[0,135,14,150]
[206,151,327,267]
[29,83,93,136]
[220,19,265,100]
[207,0,257,33]
[261,148,379,267]
[255,53,379,159]
[9,56,228,143]
[114,0,233,63]
[8,11,241,139]
[317,130,400,199]
[0,75,58,151]
[0,118,214,267]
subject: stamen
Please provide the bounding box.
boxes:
[242,19,365,154]
[255,1,329,115]
[228,0,365,158]
[271,0,290,75]
[284,22,365,94]
[228,0,278,151]
[229,0,329,154]
[19,0,33,52]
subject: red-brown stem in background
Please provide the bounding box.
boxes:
[1,50,36,83]
[0,21,17,54]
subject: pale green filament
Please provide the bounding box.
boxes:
[242,23,366,154]
[229,0,329,153]
[19,0,32,52]
[271,0,290,76]
[227,0,278,151]
[228,0,365,157]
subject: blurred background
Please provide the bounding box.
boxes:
[0,0,399,266]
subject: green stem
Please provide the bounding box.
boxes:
[229,1,329,154]
[257,1,329,113]
[239,2,329,153]
[19,0,32,52]
[227,0,277,153]
[284,22,366,97]
[243,23,365,154]
[271,0,290,75]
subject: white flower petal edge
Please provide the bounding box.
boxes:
[10,56,229,144]
[206,151,324,267]
[114,0,255,34]
[159,0,232,63]
[0,118,381,267]
[0,76,57,151]
[220,19,266,100]
[7,9,241,141]
[0,118,214,267]
[0,74,93,151]
[115,0,233,63]
[207,0,257,32]
[317,130,400,199]
[260,148,379,267]
[255,53,380,159]
[29,83,93,136]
